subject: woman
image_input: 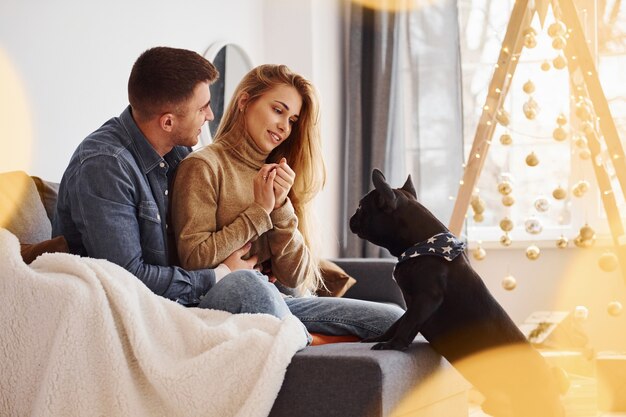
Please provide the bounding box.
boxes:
[171,64,403,340]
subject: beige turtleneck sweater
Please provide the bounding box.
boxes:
[171,130,312,289]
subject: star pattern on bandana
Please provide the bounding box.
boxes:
[397,232,466,263]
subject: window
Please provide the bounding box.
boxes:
[458,0,626,248]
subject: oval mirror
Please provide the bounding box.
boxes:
[199,42,253,146]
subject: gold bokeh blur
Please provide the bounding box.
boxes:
[0,47,33,230]
[350,0,437,12]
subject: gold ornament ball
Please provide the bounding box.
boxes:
[577,180,590,193]
[473,213,484,223]
[525,217,543,235]
[523,106,537,120]
[553,55,567,70]
[496,109,511,126]
[579,149,592,160]
[502,195,515,207]
[524,33,537,48]
[497,181,513,195]
[574,305,589,321]
[525,152,539,167]
[526,245,541,260]
[534,197,550,212]
[471,198,485,214]
[471,198,485,212]
[523,80,535,94]
[575,103,593,121]
[500,217,514,232]
[548,21,567,37]
[574,235,594,248]
[500,133,513,145]
[500,234,512,247]
[572,187,584,197]
[473,247,487,261]
[556,113,568,126]
[541,60,551,71]
[523,97,540,119]
[502,275,517,291]
[574,136,588,148]
[552,186,567,200]
[553,127,567,141]
[552,36,567,50]
[556,235,569,248]
[598,252,619,272]
[582,121,595,137]
[580,224,596,240]
[607,301,623,317]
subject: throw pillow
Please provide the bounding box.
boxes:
[20,235,69,264]
[31,176,60,223]
[316,259,357,297]
[0,171,52,244]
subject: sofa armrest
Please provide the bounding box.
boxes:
[330,258,406,309]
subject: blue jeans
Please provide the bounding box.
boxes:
[198,270,405,341]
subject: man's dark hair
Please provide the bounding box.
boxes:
[128,46,219,119]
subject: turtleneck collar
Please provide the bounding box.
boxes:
[216,124,271,170]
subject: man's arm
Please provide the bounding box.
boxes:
[62,155,214,305]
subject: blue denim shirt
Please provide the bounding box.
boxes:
[53,106,215,305]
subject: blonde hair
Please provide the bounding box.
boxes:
[214,64,327,292]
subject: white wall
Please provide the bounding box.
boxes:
[0,0,265,182]
[1,0,343,257]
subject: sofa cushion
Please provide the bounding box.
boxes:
[270,337,469,417]
[316,259,357,297]
[0,171,51,244]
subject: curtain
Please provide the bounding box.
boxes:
[340,0,464,258]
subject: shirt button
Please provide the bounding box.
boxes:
[164,189,168,196]
[157,214,161,221]
[159,162,166,168]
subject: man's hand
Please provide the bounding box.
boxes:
[254,165,277,213]
[223,242,258,272]
[272,158,295,209]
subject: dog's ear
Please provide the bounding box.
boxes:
[372,169,397,210]
[401,175,417,199]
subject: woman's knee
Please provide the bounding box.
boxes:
[224,270,270,291]
[200,270,289,317]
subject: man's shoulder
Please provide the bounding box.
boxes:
[75,118,137,164]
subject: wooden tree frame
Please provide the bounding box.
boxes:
[448,0,626,284]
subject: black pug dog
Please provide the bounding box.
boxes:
[349,169,566,417]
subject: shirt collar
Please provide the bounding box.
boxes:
[120,105,185,174]
[397,232,466,263]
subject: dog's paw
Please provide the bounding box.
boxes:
[371,341,408,351]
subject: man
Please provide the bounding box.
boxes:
[53,46,257,306]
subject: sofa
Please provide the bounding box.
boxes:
[0,170,470,417]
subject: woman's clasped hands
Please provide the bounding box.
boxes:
[254,157,295,213]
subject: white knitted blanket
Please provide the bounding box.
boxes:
[0,229,306,417]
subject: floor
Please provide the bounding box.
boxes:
[467,374,626,417]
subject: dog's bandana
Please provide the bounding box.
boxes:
[397,232,466,263]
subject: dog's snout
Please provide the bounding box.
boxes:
[349,211,360,233]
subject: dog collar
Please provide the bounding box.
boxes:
[397,232,466,263]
